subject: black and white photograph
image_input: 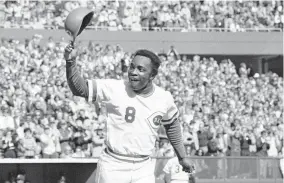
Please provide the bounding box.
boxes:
[0,0,283,183]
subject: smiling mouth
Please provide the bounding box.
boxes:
[129,77,140,82]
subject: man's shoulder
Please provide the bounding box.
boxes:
[154,85,172,98]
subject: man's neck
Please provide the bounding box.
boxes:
[134,82,154,97]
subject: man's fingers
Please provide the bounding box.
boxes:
[65,43,74,53]
[70,41,75,47]
[182,166,195,173]
[182,167,192,173]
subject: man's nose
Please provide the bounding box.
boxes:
[130,68,138,75]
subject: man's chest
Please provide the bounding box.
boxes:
[105,95,167,128]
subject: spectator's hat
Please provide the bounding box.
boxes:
[254,73,260,78]
[16,174,25,181]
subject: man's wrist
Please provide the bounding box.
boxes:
[66,57,76,63]
[176,151,187,161]
[178,157,186,162]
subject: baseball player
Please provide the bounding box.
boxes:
[64,42,195,183]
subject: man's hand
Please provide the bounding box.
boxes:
[179,158,195,173]
[64,41,76,61]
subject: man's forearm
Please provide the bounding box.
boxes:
[66,60,88,98]
[164,119,186,161]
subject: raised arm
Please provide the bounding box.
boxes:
[64,41,97,100]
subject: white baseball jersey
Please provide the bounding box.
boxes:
[163,157,189,183]
[87,79,179,159]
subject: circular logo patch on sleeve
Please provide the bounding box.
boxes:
[147,112,164,129]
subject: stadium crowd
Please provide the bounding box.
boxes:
[1,0,283,31]
[0,34,283,178]
[2,169,66,183]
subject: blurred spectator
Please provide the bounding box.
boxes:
[4,169,29,183]
[156,135,172,157]
[72,146,86,158]
[215,128,229,156]
[256,130,271,178]
[183,122,199,155]
[16,138,25,159]
[240,128,252,156]
[57,172,67,183]
[91,126,104,158]
[16,174,25,183]
[2,129,17,158]
[228,131,241,177]
[0,106,15,130]
[40,127,58,158]
[60,145,73,159]
[197,123,213,155]
[59,121,72,152]
[22,128,37,159]
[0,129,4,158]
[205,138,223,178]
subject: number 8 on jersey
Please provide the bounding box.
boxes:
[125,107,136,123]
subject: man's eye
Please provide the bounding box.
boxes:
[138,67,146,72]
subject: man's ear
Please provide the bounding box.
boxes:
[150,69,158,80]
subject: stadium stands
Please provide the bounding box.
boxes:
[1,0,283,32]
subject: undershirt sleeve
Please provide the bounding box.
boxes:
[164,118,187,161]
[66,61,89,98]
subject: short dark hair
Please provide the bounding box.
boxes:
[261,130,267,135]
[24,128,31,133]
[133,49,161,73]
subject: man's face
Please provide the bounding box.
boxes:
[128,55,154,91]
[97,130,103,137]
[35,111,41,119]
[26,115,32,122]
[35,101,41,109]
[25,131,32,138]
[79,110,85,117]
[44,128,50,135]
[262,131,267,138]
[61,122,67,129]
[56,111,63,119]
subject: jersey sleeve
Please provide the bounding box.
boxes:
[161,92,179,125]
[87,79,120,103]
